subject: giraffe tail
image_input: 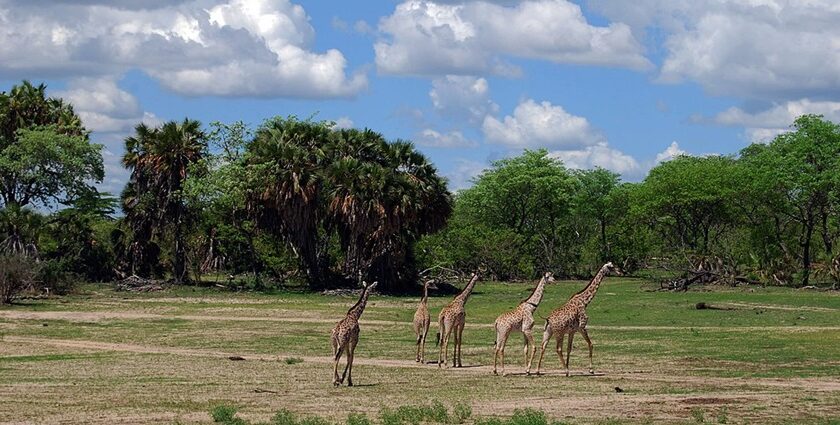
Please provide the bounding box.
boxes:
[435,331,440,347]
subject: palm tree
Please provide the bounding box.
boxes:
[121,119,207,283]
[247,117,332,286]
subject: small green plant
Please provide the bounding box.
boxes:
[285,357,304,365]
[690,407,705,423]
[211,404,247,425]
[272,409,297,425]
[451,403,472,424]
[716,407,728,424]
[346,413,372,425]
[509,408,549,425]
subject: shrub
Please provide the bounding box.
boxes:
[451,403,472,424]
[272,409,297,425]
[284,357,304,365]
[346,413,371,425]
[37,259,79,295]
[0,254,38,304]
[211,404,247,425]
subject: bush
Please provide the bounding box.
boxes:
[37,259,79,295]
[0,254,38,304]
[271,409,297,425]
[346,413,371,425]
[211,404,247,425]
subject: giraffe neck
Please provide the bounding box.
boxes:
[523,275,548,309]
[347,287,371,321]
[574,266,608,307]
[421,282,429,304]
[453,274,479,308]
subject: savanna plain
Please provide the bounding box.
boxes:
[1,279,839,425]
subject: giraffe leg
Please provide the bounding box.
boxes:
[455,324,465,367]
[524,330,536,375]
[555,334,565,373]
[565,332,575,377]
[522,333,529,368]
[438,320,447,368]
[346,342,357,387]
[536,330,551,375]
[415,331,422,362]
[420,325,429,364]
[333,344,343,386]
[494,328,506,375]
[580,328,594,374]
[340,346,351,384]
[440,327,451,368]
[452,326,460,367]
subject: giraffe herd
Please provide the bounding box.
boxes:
[329,262,616,386]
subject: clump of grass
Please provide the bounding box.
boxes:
[451,403,472,424]
[380,401,454,425]
[211,404,248,425]
[272,408,333,425]
[285,357,304,365]
[715,407,728,424]
[347,413,372,425]
[475,409,567,425]
[272,409,297,425]
[690,407,706,423]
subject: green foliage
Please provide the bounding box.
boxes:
[211,404,247,425]
[121,119,208,282]
[284,357,303,365]
[474,409,567,425]
[346,413,371,425]
[244,117,452,291]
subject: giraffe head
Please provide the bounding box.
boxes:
[423,279,438,290]
[363,281,378,291]
[544,272,556,283]
[603,262,618,274]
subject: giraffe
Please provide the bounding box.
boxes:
[330,281,377,386]
[436,272,480,368]
[536,262,615,377]
[413,279,435,363]
[493,271,555,376]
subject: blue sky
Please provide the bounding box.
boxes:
[3,0,840,193]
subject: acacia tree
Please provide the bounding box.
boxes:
[443,150,576,278]
[122,119,207,283]
[739,115,840,286]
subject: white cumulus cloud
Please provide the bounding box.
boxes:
[429,75,498,124]
[591,0,840,100]
[482,99,604,149]
[712,99,840,142]
[550,144,641,176]
[375,0,651,76]
[0,0,366,98]
[416,129,477,148]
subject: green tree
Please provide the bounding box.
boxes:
[436,150,576,278]
[245,117,451,291]
[122,119,208,283]
[0,81,102,209]
[573,167,621,263]
[635,155,739,256]
[739,115,840,286]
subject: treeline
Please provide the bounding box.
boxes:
[421,115,840,287]
[2,80,840,301]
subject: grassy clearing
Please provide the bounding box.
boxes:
[1,278,839,424]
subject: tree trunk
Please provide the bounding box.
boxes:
[801,212,814,287]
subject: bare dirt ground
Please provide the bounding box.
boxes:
[1,284,839,424]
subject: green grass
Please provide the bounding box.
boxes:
[1,278,839,424]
